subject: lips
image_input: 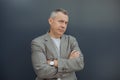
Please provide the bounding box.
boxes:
[58,29,64,32]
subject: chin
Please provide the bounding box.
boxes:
[60,32,64,34]
[57,31,65,36]
[58,33,63,37]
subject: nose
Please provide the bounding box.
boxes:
[61,22,67,28]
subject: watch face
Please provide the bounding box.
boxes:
[50,61,54,65]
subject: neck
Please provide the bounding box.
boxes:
[48,32,61,39]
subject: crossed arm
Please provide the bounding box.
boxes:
[47,50,80,67]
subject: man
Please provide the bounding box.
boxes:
[31,8,84,80]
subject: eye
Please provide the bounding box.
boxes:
[65,22,68,25]
[58,20,64,23]
[58,20,68,25]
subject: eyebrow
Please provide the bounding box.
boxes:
[58,20,68,24]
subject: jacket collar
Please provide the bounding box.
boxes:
[44,32,66,41]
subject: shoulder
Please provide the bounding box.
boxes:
[31,34,47,44]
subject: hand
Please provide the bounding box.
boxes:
[54,59,58,67]
[69,50,80,59]
[47,60,51,65]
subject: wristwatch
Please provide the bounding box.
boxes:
[49,61,54,66]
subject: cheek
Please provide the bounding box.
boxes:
[53,22,59,27]
[65,26,67,29]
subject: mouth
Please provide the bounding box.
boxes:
[58,29,65,32]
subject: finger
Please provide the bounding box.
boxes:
[71,50,77,54]
[75,51,80,54]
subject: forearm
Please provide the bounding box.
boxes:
[51,54,84,73]
[51,50,84,73]
[57,56,84,73]
[58,56,84,72]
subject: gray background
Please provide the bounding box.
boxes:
[0,0,120,80]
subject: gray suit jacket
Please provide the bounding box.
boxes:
[31,33,84,80]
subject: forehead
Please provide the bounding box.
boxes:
[54,12,69,21]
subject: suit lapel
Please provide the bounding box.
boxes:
[60,35,68,58]
[44,33,58,58]
[44,33,69,59]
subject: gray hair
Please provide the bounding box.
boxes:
[49,8,68,18]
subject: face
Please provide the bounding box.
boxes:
[48,12,69,38]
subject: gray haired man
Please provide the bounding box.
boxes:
[31,8,84,80]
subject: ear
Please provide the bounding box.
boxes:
[48,18,53,25]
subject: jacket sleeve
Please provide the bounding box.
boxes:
[31,40,58,78]
[57,36,84,73]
